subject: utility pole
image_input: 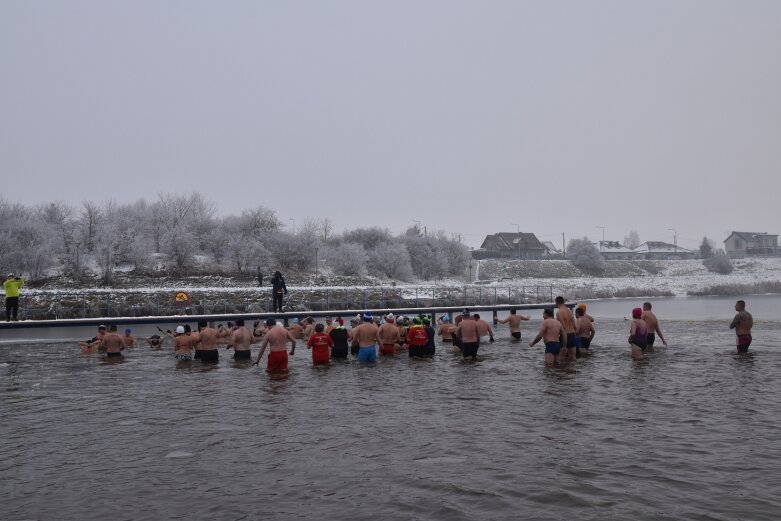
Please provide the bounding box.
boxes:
[562,232,565,258]
[596,225,606,252]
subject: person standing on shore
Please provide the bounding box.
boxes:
[641,302,667,349]
[497,309,530,340]
[730,300,754,353]
[4,273,24,322]
[529,308,565,366]
[271,271,287,312]
[253,318,296,373]
[257,267,263,287]
[555,296,577,360]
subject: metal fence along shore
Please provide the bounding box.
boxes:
[6,285,556,321]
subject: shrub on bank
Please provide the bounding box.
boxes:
[703,252,734,274]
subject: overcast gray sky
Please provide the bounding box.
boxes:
[2,0,780,249]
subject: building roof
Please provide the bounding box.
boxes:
[480,232,545,251]
[634,241,693,254]
[725,231,778,243]
[595,241,635,253]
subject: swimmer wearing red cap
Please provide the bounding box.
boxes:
[629,307,648,360]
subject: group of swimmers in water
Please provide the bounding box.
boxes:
[77,298,754,369]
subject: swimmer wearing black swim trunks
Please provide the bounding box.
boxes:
[529,308,565,366]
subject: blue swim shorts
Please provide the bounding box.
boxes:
[358,345,377,363]
[545,342,561,355]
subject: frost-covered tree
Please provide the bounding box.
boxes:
[704,250,733,274]
[368,241,414,281]
[404,235,449,280]
[567,237,606,272]
[266,231,316,270]
[324,242,368,277]
[623,230,641,249]
[79,201,101,253]
[434,232,470,277]
[342,227,393,250]
[318,217,335,243]
[699,237,714,259]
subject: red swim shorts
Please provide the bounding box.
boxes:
[381,344,397,355]
[267,350,289,372]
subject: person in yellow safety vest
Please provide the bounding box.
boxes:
[4,273,24,322]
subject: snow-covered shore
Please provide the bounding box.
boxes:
[476,258,781,297]
[11,258,781,300]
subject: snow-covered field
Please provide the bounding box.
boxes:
[477,258,781,297]
[11,258,781,301]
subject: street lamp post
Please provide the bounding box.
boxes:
[668,228,677,253]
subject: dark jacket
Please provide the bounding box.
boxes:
[272,275,287,295]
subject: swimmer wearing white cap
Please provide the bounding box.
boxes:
[174,325,194,361]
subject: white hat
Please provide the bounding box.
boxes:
[276,321,285,327]
[175,326,185,334]
[385,313,395,321]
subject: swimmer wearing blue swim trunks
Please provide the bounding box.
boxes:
[529,308,566,366]
[351,313,380,364]
[359,345,377,363]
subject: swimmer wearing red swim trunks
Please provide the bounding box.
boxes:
[378,314,401,355]
[730,300,753,354]
[254,318,296,372]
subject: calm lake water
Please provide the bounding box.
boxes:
[1,296,779,520]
